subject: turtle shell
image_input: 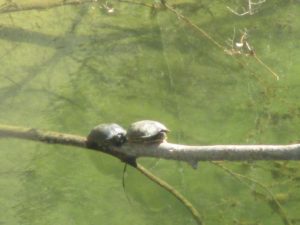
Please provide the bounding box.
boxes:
[127,120,169,143]
[87,123,126,148]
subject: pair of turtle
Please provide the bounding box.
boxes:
[86,120,169,148]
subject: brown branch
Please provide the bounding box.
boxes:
[0,124,133,164]
[0,124,85,146]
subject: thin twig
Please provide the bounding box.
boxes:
[136,164,204,225]
[1,0,281,80]
[212,162,292,225]
[227,0,266,16]
[161,2,280,80]
[253,53,280,80]
[164,3,224,51]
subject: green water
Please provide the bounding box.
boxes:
[0,0,300,224]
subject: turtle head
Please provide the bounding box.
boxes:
[155,129,168,142]
[111,133,127,147]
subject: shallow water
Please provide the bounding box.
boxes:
[0,1,300,224]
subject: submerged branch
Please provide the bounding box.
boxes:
[212,162,292,225]
[137,164,203,225]
[0,0,281,81]
[0,0,96,14]
[164,2,224,51]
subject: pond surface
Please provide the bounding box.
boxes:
[0,1,300,224]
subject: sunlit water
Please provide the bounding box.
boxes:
[0,1,300,224]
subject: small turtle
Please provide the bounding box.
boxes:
[127,120,169,144]
[86,123,126,148]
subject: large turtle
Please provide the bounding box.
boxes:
[86,123,127,148]
[127,120,169,144]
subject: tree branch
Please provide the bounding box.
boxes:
[120,142,300,168]
[0,124,204,225]
[1,124,300,167]
[0,124,134,165]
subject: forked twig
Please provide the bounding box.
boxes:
[212,162,292,225]
[227,0,266,16]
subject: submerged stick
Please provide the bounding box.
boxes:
[137,164,203,225]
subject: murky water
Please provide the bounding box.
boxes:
[0,1,299,224]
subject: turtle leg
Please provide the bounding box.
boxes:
[112,134,127,147]
[85,140,98,149]
[122,156,137,167]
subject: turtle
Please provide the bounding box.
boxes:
[127,120,169,144]
[86,123,127,148]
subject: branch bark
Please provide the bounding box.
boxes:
[120,142,300,168]
[1,124,300,167]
